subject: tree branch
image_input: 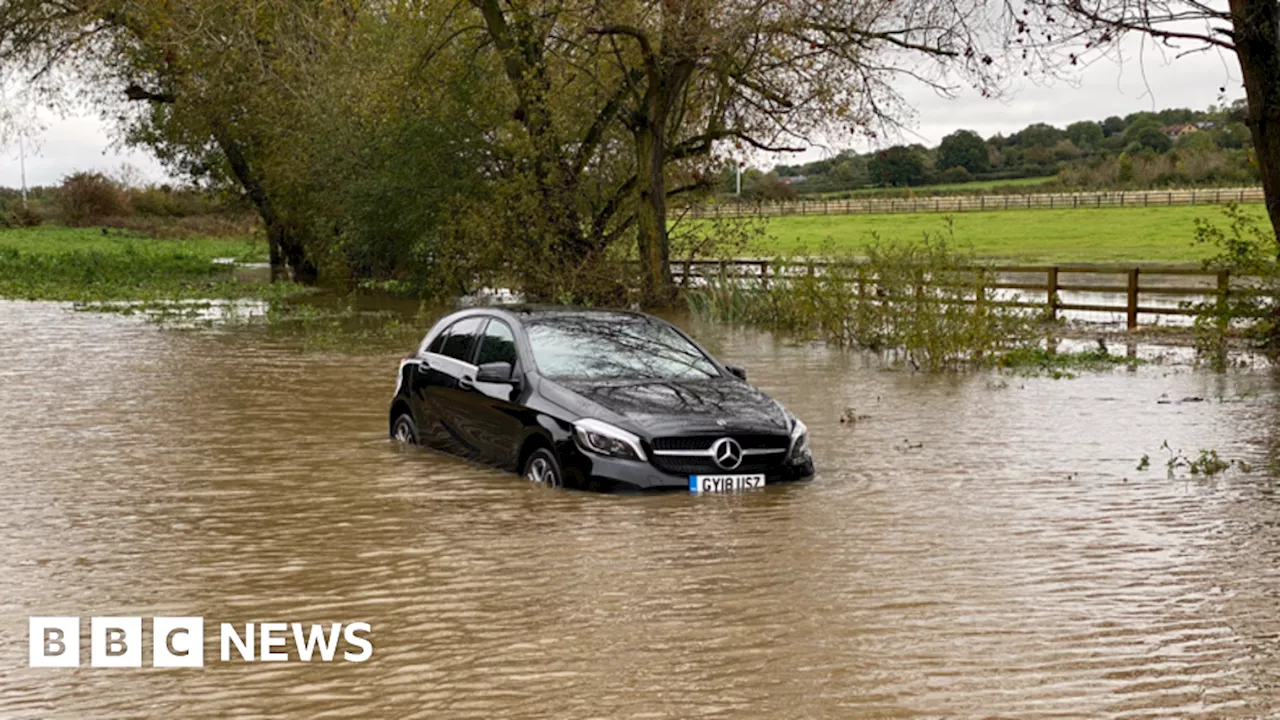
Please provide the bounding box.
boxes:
[124,83,175,103]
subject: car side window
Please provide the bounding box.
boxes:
[476,320,518,366]
[439,317,483,362]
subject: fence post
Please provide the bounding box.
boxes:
[981,196,986,211]
[1126,268,1140,330]
[1217,269,1229,313]
[1047,266,1059,321]
[761,260,769,290]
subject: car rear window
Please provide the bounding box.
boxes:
[525,314,718,380]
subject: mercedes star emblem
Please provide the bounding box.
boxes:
[711,437,744,470]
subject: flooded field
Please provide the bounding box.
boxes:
[2,299,1279,718]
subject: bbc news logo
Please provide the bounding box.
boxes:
[29,617,372,667]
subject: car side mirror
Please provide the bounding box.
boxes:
[726,365,747,381]
[476,361,516,384]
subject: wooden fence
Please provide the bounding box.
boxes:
[675,259,1233,330]
[687,186,1265,219]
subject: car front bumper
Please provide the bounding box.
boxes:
[558,442,815,492]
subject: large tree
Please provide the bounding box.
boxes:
[0,0,364,282]
[477,0,1023,303]
[937,129,991,174]
[869,145,927,186]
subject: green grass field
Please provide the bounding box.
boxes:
[749,204,1268,264]
[0,226,265,261]
[0,226,270,301]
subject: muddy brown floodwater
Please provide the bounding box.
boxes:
[2,299,1279,719]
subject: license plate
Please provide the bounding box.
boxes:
[689,474,765,493]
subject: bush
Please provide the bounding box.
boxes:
[687,228,1037,371]
[938,166,972,184]
[11,205,43,227]
[1187,203,1280,362]
[129,186,228,217]
[58,172,131,225]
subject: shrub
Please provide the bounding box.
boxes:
[687,228,1037,371]
[11,205,43,227]
[129,186,227,217]
[58,172,131,225]
[939,166,972,184]
[1186,203,1280,362]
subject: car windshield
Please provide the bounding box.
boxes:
[526,314,720,380]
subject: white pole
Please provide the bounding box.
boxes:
[735,162,742,196]
[19,135,28,209]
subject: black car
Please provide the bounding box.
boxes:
[388,306,814,492]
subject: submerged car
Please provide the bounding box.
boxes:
[388,306,814,492]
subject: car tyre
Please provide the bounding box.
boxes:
[523,447,563,488]
[392,413,419,445]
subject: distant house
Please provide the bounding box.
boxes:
[1195,121,1217,130]
[781,174,808,185]
[1162,123,1199,139]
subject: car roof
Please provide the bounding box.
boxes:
[458,305,654,324]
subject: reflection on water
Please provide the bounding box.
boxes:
[1,299,1278,719]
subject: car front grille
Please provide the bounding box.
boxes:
[650,434,789,451]
[648,433,790,476]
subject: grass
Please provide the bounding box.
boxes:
[746,204,1271,264]
[0,225,265,260]
[815,176,1058,199]
[996,344,1143,378]
[0,225,277,301]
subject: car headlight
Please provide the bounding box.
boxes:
[789,417,809,457]
[573,419,647,462]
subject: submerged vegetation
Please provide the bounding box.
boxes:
[995,342,1143,378]
[687,232,1041,371]
[685,231,1164,374]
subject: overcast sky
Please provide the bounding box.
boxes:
[0,34,1245,189]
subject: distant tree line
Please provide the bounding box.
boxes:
[734,102,1258,200]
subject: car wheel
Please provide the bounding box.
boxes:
[522,447,563,488]
[391,413,419,444]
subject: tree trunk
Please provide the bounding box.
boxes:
[210,122,316,284]
[634,121,674,305]
[1231,0,1280,249]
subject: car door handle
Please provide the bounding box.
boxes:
[459,376,475,390]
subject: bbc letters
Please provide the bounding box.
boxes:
[29,617,372,667]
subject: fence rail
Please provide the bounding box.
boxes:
[687,187,1265,219]
[675,259,1232,329]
